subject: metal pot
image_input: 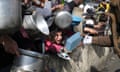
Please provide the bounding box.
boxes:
[55,11,72,29]
[10,48,48,72]
[0,0,22,34]
[22,13,49,39]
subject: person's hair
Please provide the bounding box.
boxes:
[48,28,64,43]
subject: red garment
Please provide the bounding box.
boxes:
[45,40,63,53]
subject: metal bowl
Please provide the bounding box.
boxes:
[55,11,72,29]
[22,13,49,39]
[0,0,22,34]
[10,48,48,72]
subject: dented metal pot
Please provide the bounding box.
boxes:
[22,13,49,39]
[55,11,72,29]
[0,0,22,34]
[10,48,48,72]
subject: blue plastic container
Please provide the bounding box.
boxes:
[65,32,83,52]
[72,16,82,26]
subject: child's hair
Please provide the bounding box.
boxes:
[48,28,64,43]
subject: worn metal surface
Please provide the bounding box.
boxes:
[22,13,49,39]
[0,0,22,34]
[55,11,72,29]
[10,49,46,72]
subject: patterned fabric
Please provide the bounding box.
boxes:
[92,35,112,46]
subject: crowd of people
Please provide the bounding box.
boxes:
[0,0,120,72]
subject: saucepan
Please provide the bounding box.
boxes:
[10,48,48,72]
[54,11,72,29]
[0,0,22,34]
[22,12,49,39]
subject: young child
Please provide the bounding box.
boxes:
[45,29,71,60]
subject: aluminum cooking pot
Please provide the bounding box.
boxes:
[55,11,72,29]
[0,0,22,34]
[10,48,48,72]
[22,13,49,39]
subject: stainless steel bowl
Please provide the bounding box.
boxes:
[22,13,49,39]
[55,11,72,29]
[10,48,48,72]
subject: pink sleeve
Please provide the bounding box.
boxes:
[45,40,63,53]
[45,40,52,51]
[52,44,63,52]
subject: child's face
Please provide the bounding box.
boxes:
[54,32,63,44]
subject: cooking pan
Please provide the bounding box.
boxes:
[22,13,49,39]
[0,0,22,34]
[10,48,48,72]
[55,11,72,29]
